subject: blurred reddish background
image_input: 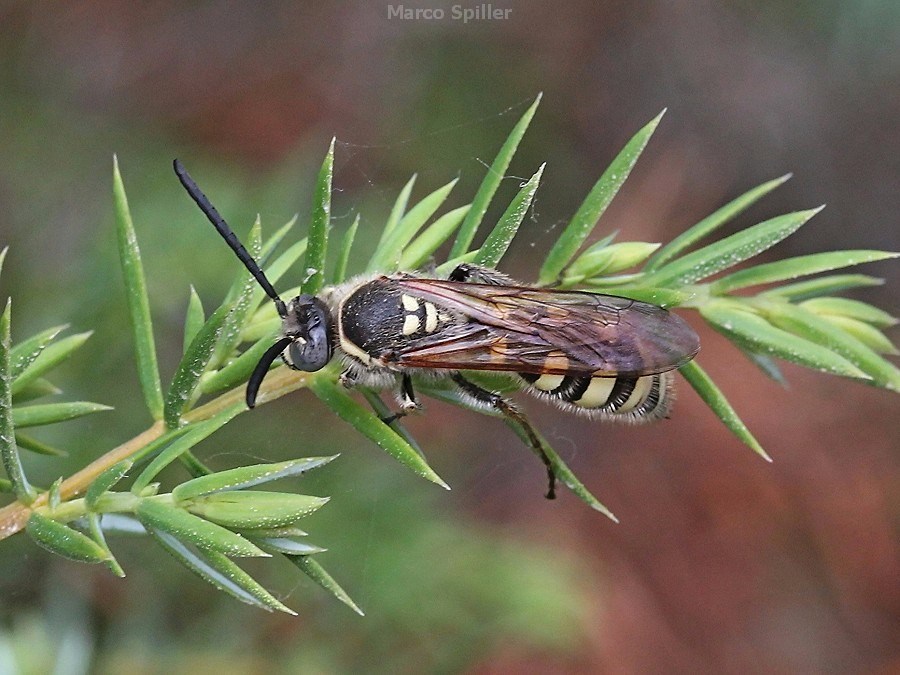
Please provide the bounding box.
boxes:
[0,2,897,673]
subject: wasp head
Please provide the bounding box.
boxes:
[281,294,334,372]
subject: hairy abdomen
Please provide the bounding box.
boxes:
[520,371,674,422]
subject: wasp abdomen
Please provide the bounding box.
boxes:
[521,372,673,422]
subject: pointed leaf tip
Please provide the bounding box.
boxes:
[114,160,165,420]
[27,513,111,564]
[450,95,541,257]
[679,360,771,461]
[309,377,449,488]
[538,111,663,284]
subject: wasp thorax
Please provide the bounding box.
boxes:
[282,294,334,372]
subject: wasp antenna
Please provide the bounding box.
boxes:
[246,336,293,408]
[174,159,287,317]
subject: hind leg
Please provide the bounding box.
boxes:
[450,372,557,499]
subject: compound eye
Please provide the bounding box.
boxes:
[287,323,332,372]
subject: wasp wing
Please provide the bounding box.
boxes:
[388,278,700,376]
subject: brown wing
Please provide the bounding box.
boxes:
[387,277,700,377]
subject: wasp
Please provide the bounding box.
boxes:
[174,160,700,498]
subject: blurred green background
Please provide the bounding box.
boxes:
[1,1,898,673]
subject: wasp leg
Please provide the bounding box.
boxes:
[339,368,358,388]
[400,373,418,410]
[450,372,557,500]
[381,374,419,425]
[448,263,516,285]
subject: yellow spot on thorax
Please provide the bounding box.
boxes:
[401,294,419,311]
[425,302,438,332]
[403,314,420,335]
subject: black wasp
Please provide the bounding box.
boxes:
[174,160,700,498]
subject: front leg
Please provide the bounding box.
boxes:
[382,373,420,425]
[339,368,358,389]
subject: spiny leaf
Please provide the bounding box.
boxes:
[48,477,62,509]
[736,348,789,387]
[760,302,900,390]
[252,537,325,555]
[26,512,110,564]
[87,513,126,577]
[136,498,268,557]
[380,174,416,242]
[11,332,92,395]
[554,231,617,287]
[240,314,280,344]
[113,156,164,420]
[147,527,295,614]
[709,250,898,294]
[132,403,243,493]
[538,109,664,284]
[236,525,309,538]
[799,297,897,328]
[564,241,659,284]
[173,456,338,501]
[210,217,263,369]
[11,378,61,403]
[368,178,459,272]
[9,325,67,379]
[309,376,450,489]
[258,215,297,264]
[400,204,471,270]
[183,286,205,354]
[183,491,330,529]
[679,360,770,460]
[301,137,335,296]
[284,553,364,616]
[164,303,231,428]
[331,214,359,284]
[86,460,133,508]
[819,316,898,355]
[15,433,67,457]
[1,299,35,503]
[12,401,112,428]
[761,274,884,301]
[127,424,192,468]
[94,514,147,535]
[179,449,213,479]
[699,301,870,380]
[201,334,277,395]
[359,388,427,459]
[580,284,699,308]
[475,163,544,268]
[249,237,308,312]
[645,207,824,287]
[646,173,793,271]
[451,93,542,258]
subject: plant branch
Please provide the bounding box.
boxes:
[0,366,315,541]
